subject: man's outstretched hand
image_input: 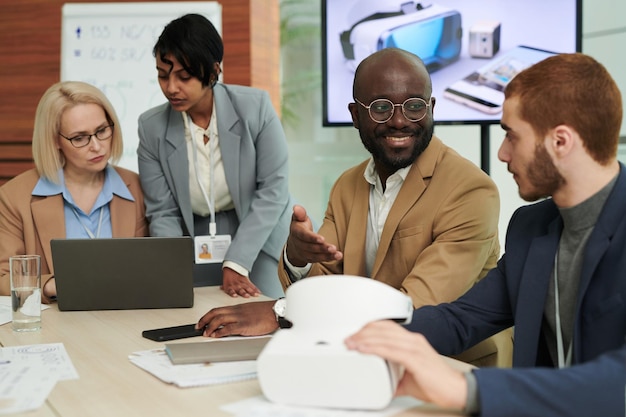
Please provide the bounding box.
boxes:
[285,204,343,266]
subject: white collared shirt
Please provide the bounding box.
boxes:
[184,108,235,216]
[362,158,410,275]
[184,107,243,276]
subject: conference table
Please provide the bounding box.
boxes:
[0,287,468,417]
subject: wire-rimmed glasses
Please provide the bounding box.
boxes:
[354,97,431,123]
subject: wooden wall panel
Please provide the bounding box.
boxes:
[0,0,280,183]
[250,0,281,103]
[0,0,62,145]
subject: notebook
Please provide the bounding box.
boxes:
[165,336,272,365]
[51,237,194,311]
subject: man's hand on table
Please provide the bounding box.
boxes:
[196,300,278,337]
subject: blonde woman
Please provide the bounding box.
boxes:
[0,81,147,303]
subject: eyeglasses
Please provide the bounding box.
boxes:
[354,97,431,123]
[59,124,114,148]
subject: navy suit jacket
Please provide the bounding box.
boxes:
[408,164,626,417]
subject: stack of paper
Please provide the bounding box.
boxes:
[129,349,257,388]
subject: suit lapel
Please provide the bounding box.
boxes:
[164,108,194,235]
[578,167,626,296]
[571,166,626,359]
[342,166,370,277]
[514,217,560,366]
[213,85,241,212]
[31,195,65,273]
[372,163,425,278]
[370,137,444,277]
[110,174,136,237]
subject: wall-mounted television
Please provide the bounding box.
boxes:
[322,0,582,126]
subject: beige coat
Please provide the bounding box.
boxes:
[0,167,148,302]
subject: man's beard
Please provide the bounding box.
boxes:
[521,143,566,201]
[361,123,434,172]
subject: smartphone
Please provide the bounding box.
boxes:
[443,46,556,114]
[142,324,205,342]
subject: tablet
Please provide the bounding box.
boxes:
[165,336,272,365]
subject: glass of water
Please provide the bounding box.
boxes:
[9,255,41,332]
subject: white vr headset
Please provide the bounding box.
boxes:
[340,1,462,72]
[257,275,414,410]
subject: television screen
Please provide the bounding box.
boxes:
[322,0,582,126]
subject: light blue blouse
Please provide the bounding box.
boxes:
[31,165,135,239]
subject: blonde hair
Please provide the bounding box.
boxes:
[32,81,123,183]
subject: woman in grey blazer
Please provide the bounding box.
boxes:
[137,14,292,299]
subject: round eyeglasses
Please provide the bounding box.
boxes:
[354,97,431,123]
[59,124,114,148]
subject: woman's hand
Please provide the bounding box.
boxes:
[42,277,57,301]
[221,267,261,298]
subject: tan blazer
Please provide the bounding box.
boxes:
[0,167,148,301]
[279,136,513,367]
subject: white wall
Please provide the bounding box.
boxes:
[282,0,626,253]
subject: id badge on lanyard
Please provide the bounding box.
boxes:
[194,234,231,264]
[187,112,232,265]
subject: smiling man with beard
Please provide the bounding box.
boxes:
[196,48,512,367]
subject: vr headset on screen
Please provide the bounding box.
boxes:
[340,1,462,72]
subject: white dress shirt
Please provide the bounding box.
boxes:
[183,108,245,276]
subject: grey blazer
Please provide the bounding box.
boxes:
[137,83,292,271]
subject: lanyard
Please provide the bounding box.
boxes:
[186,113,217,237]
[71,206,104,239]
[553,251,573,368]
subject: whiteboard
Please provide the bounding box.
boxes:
[61,2,222,172]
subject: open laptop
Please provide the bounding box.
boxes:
[51,237,194,311]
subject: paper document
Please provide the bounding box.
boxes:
[0,363,57,415]
[0,343,79,381]
[129,348,257,388]
[0,343,78,415]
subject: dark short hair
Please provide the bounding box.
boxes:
[505,53,622,165]
[153,13,224,87]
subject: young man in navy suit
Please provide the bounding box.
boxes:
[346,53,625,417]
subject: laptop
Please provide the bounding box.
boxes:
[51,237,194,311]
